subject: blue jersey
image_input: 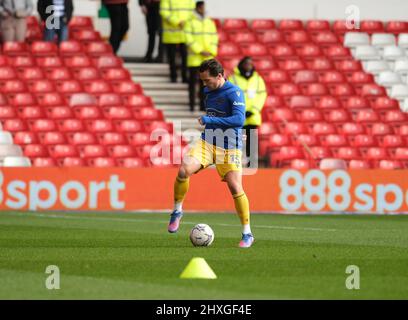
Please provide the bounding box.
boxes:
[200,80,245,150]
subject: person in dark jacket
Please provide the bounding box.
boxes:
[37,0,73,44]
[102,0,129,54]
[139,0,163,62]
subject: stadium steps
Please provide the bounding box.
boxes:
[125,62,205,136]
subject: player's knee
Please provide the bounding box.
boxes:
[178,164,194,178]
[227,181,243,195]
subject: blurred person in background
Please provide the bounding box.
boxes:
[185,1,218,111]
[139,0,163,63]
[0,0,33,42]
[229,56,267,167]
[102,0,129,54]
[38,0,73,44]
[160,0,195,83]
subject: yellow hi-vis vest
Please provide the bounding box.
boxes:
[160,0,195,44]
[229,68,267,127]
[184,15,218,67]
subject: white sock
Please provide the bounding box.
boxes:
[174,202,183,212]
[242,224,252,235]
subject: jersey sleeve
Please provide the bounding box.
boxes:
[202,89,245,127]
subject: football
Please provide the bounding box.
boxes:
[189,224,214,247]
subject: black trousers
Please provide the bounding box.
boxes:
[188,66,205,111]
[105,3,129,54]
[243,125,259,166]
[145,2,163,61]
[166,43,187,82]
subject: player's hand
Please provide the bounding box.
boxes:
[201,51,211,57]
[141,5,148,15]
[198,117,204,125]
[179,20,185,28]
[245,111,254,118]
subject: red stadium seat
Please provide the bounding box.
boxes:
[74,67,100,81]
[29,80,56,94]
[290,159,311,169]
[87,157,116,167]
[127,132,150,146]
[361,20,384,33]
[19,67,45,81]
[102,68,131,81]
[115,120,144,133]
[134,107,163,121]
[0,94,8,105]
[297,44,323,60]
[95,55,123,69]
[267,108,295,122]
[223,19,248,31]
[349,159,371,169]
[97,132,126,145]
[47,67,72,81]
[355,109,380,123]
[383,110,407,124]
[351,134,377,148]
[117,158,145,168]
[289,96,314,109]
[2,42,29,56]
[298,109,323,122]
[73,106,102,119]
[282,122,309,134]
[286,30,310,45]
[84,80,112,94]
[231,31,257,45]
[267,134,291,151]
[278,19,303,32]
[30,41,58,56]
[48,144,79,158]
[59,41,84,56]
[13,131,39,145]
[333,20,356,35]
[292,134,319,147]
[294,70,318,85]
[72,29,102,42]
[345,96,371,111]
[309,146,332,160]
[108,145,137,158]
[325,109,350,123]
[257,30,284,45]
[385,21,408,34]
[361,84,387,98]
[313,31,339,46]
[372,97,399,111]
[271,44,296,59]
[37,92,66,106]
[46,106,74,119]
[23,144,49,157]
[86,42,113,56]
[112,81,143,95]
[394,148,408,162]
[3,80,27,94]
[365,147,388,160]
[65,55,92,68]
[266,70,290,87]
[274,83,300,96]
[311,122,337,136]
[379,135,404,148]
[28,119,57,132]
[17,106,44,119]
[67,132,97,146]
[335,60,362,73]
[57,119,85,132]
[270,146,304,167]
[39,132,66,145]
[349,71,374,87]
[144,121,173,133]
[370,123,393,136]
[325,45,351,60]
[86,119,114,133]
[304,83,329,96]
[264,96,285,109]
[0,106,17,119]
[320,71,346,84]
[124,94,153,108]
[340,122,365,135]
[1,119,27,132]
[103,106,133,120]
[243,43,269,57]
[56,80,83,94]
[378,160,403,169]
[32,157,57,167]
[218,42,242,57]
[306,20,330,33]
[397,124,408,136]
[307,57,334,71]
[69,93,97,107]
[332,147,361,160]
[98,93,123,107]
[330,83,355,98]
[321,134,348,147]
[0,66,17,80]
[36,56,64,68]
[251,19,276,32]
[69,16,93,29]
[78,145,107,158]
[316,96,341,109]
[61,157,86,167]
[254,58,276,73]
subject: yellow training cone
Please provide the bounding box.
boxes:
[179,257,217,279]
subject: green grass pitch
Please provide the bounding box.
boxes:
[0,211,407,299]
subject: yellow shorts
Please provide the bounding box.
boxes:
[186,139,242,180]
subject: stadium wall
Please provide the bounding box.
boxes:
[1,168,407,214]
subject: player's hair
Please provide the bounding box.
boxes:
[196,1,205,8]
[199,59,224,77]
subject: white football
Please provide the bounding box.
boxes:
[189,224,214,247]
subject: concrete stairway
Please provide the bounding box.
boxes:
[124,62,205,143]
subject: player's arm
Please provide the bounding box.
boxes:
[200,90,245,127]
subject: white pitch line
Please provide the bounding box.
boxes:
[4,212,336,232]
